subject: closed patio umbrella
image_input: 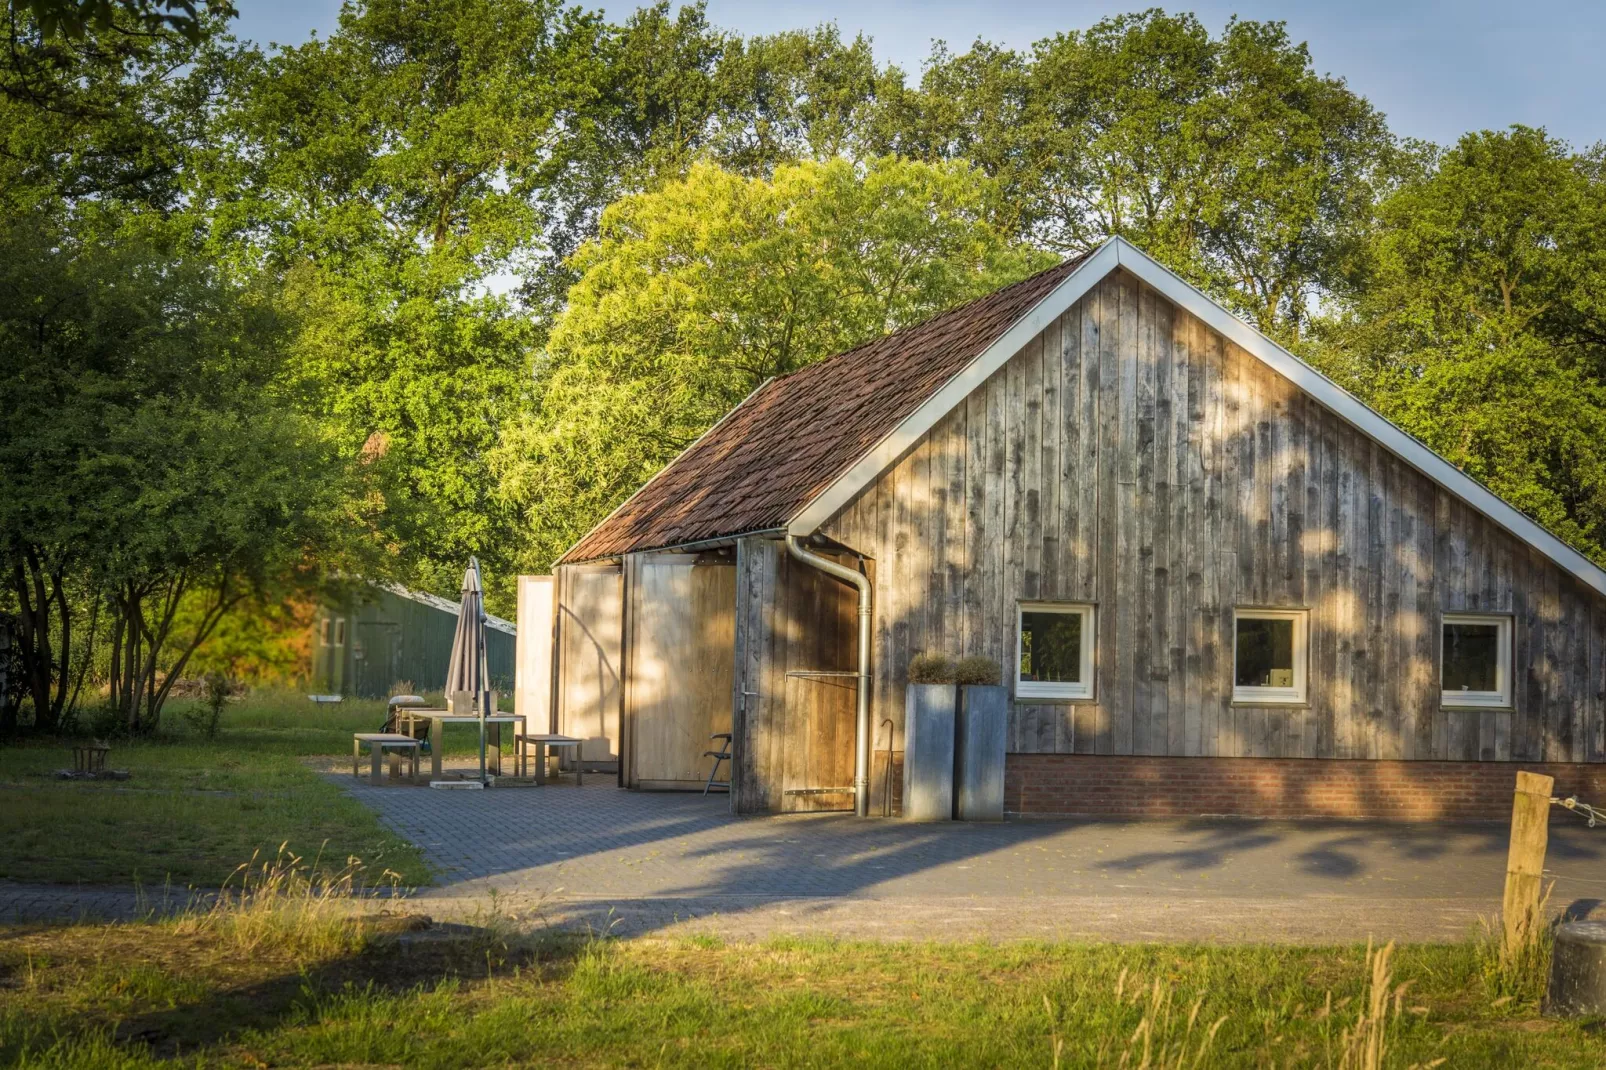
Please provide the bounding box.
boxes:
[444,557,492,784]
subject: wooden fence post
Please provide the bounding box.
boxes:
[1503,770,1555,958]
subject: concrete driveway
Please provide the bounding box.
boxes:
[342,778,1606,944]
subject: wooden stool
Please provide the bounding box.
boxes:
[72,744,109,775]
[515,733,582,785]
[352,733,421,784]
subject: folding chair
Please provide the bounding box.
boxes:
[703,732,732,795]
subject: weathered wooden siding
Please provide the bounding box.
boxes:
[731,538,861,813]
[620,553,737,789]
[554,563,623,767]
[823,268,1606,763]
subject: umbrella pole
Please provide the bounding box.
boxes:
[478,689,488,785]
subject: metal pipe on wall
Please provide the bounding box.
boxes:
[785,535,872,817]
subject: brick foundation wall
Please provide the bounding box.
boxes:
[1005,754,1606,822]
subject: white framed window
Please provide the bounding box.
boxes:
[1233,608,1308,704]
[1016,602,1095,700]
[1441,614,1512,708]
[333,618,347,647]
[319,618,331,646]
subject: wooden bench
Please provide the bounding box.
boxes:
[352,733,422,784]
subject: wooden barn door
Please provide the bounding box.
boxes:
[622,553,736,790]
[555,564,623,770]
[731,538,859,814]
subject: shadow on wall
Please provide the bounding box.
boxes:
[815,268,1606,775]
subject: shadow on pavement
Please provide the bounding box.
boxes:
[343,778,1606,941]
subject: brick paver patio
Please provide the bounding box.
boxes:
[338,777,1606,943]
[6,775,1601,943]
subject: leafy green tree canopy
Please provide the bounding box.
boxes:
[0,217,372,731]
[1314,127,1606,560]
[0,4,238,218]
[205,0,614,598]
[496,155,1054,569]
[11,0,226,42]
[866,10,1396,337]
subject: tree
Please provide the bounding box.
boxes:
[518,2,889,319]
[206,2,908,608]
[201,0,615,605]
[1312,127,1606,561]
[10,0,227,42]
[864,12,1397,338]
[0,4,240,217]
[494,156,1054,569]
[0,6,273,730]
[0,219,370,732]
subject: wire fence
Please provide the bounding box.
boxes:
[1551,795,1606,828]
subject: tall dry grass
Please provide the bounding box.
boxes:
[1044,941,1447,1070]
[1326,940,1441,1070]
[1104,969,1226,1069]
[174,842,402,959]
[1044,969,1225,1070]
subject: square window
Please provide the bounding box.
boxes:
[1233,609,1307,704]
[1016,603,1095,700]
[1442,614,1511,707]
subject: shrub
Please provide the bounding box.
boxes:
[86,703,127,740]
[954,656,1002,685]
[907,653,956,684]
[182,673,232,739]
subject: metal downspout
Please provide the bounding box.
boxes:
[786,536,872,817]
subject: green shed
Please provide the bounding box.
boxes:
[310,583,516,699]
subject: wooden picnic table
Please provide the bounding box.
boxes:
[398,710,524,781]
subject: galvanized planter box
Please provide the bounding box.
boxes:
[903,683,956,820]
[955,685,1008,820]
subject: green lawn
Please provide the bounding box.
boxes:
[1,923,1601,1068]
[0,691,432,887]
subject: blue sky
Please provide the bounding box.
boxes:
[232,0,1605,150]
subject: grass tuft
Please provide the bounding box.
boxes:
[1475,910,1557,1006]
[174,843,401,960]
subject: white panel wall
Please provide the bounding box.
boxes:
[515,575,555,734]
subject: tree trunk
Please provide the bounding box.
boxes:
[11,549,69,733]
[65,590,100,719]
[0,616,16,735]
[106,569,241,733]
[149,571,237,721]
[110,581,153,734]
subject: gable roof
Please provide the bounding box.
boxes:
[558,251,1094,564]
[560,237,1606,600]
[376,581,516,635]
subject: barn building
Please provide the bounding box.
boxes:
[312,582,515,700]
[546,238,1606,820]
